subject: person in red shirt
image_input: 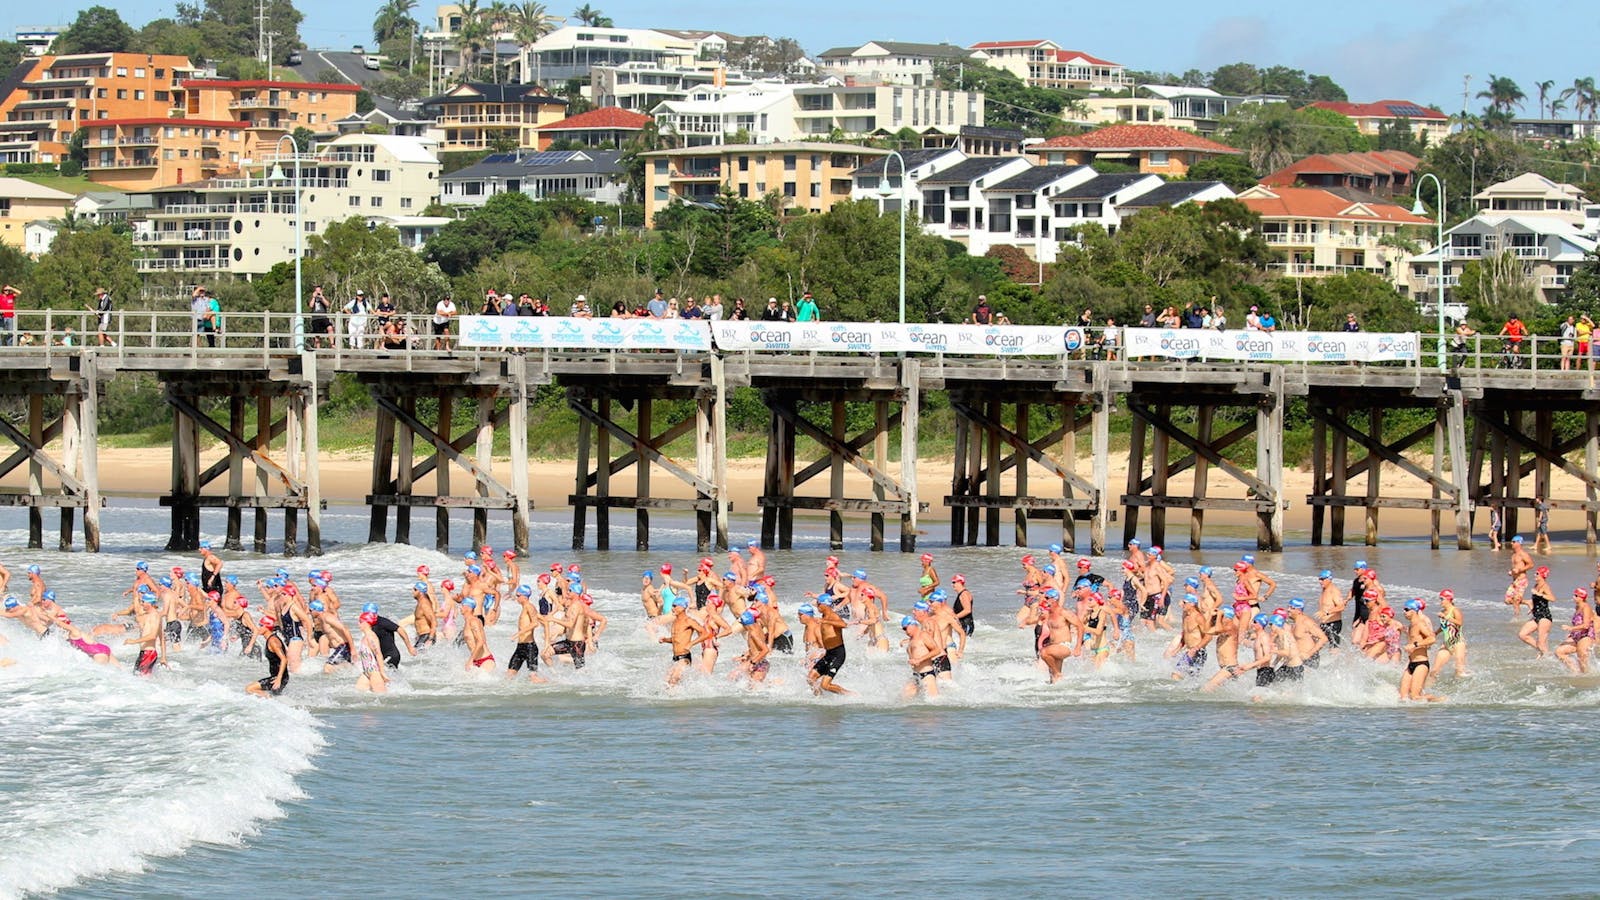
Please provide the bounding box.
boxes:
[0,284,17,346]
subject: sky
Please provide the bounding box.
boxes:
[9,0,1598,113]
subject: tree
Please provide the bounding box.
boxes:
[301,218,451,311]
[932,61,1064,135]
[54,6,136,54]
[1417,130,1530,218]
[572,4,610,26]
[1560,77,1597,122]
[728,36,808,75]
[511,1,557,81]
[1223,103,1298,174]
[1456,250,1538,324]
[1185,155,1259,191]
[1288,272,1425,332]
[0,41,24,73]
[1536,79,1557,120]
[136,19,205,57]
[174,0,303,61]
[0,243,33,291]
[1209,62,1262,96]
[290,126,315,152]
[454,0,490,80]
[28,227,140,312]
[1375,118,1427,155]
[1477,73,1526,117]
[373,0,418,46]
[424,191,547,275]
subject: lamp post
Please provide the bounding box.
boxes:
[1412,173,1446,371]
[267,133,305,350]
[876,149,907,324]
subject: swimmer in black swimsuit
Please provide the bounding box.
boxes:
[1518,566,1556,658]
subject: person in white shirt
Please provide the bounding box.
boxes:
[703,294,724,321]
[344,290,371,349]
[432,295,457,350]
[1245,305,1261,331]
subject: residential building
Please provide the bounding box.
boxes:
[641,142,887,226]
[367,215,452,250]
[82,118,245,192]
[73,190,154,225]
[848,147,967,213]
[14,25,66,57]
[969,40,1130,91]
[921,124,1024,157]
[0,52,204,163]
[1077,85,1288,134]
[519,26,701,90]
[441,149,626,206]
[1112,180,1234,216]
[420,82,568,152]
[1307,100,1451,142]
[815,41,971,88]
[968,164,1101,262]
[132,134,441,277]
[1511,118,1600,144]
[333,98,442,140]
[1046,172,1166,241]
[592,62,757,111]
[791,83,983,138]
[913,155,1034,246]
[177,79,359,134]
[0,176,73,250]
[1472,173,1596,229]
[652,81,798,145]
[24,219,58,255]
[534,106,651,150]
[1236,184,1430,278]
[1260,150,1421,198]
[1031,124,1242,176]
[1407,215,1598,302]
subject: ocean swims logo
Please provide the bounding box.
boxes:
[554,319,586,340]
[745,328,793,349]
[829,323,874,351]
[983,327,1025,352]
[509,319,543,345]
[1304,333,1347,360]
[1157,329,1200,356]
[1234,334,1274,360]
[630,322,668,346]
[593,321,627,345]
[906,325,949,351]
[672,321,709,349]
[465,316,503,343]
[1375,334,1419,358]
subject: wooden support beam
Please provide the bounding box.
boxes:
[367,494,515,509]
[301,355,322,556]
[1129,402,1273,498]
[473,393,494,549]
[225,394,245,550]
[1481,413,1600,495]
[508,386,531,557]
[772,403,905,500]
[872,400,888,551]
[584,417,694,488]
[710,355,730,551]
[950,405,968,547]
[778,402,795,549]
[696,389,714,553]
[284,386,300,555]
[79,357,101,552]
[985,398,1002,546]
[375,394,510,499]
[900,359,920,552]
[369,406,395,544]
[568,396,712,496]
[964,411,980,543]
[395,396,414,545]
[435,392,453,553]
[1310,405,1458,497]
[0,416,63,480]
[1150,404,1170,550]
[636,398,652,551]
[1122,399,1146,548]
[1310,411,1326,546]
[594,395,611,550]
[1331,406,1348,546]
[758,497,923,513]
[761,405,779,549]
[253,395,271,552]
[165,394,302,494]
[1446,395,1471,550]
[1431,410,1444,549]
[0,413,86,496]
[830,399,846,550]
[572,396,591,551]
[1061,398,1077,552]
[1191,406,1213,551]
[1587,411,1598,549]
[1014,402,1029,548]
[58,384,80,551]
[1506,410,1524,537]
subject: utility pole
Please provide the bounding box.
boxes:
[256,0,269,65]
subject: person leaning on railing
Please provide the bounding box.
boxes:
[0,283,16,346]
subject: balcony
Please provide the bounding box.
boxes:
[153,203,274,216]
[137,229,232,244]
[1510,245,1549,259]
[670,166,722,180]
[229,97,289,110]
[86,136,158,148]
[441,114,527,125]
[1542,274,1571,288]
[1425,274,1461,287]
[135,257,225,272]
[1447,245,1483,258]
[1277,262,1384,277]
[86,157,158,169]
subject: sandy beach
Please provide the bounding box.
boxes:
[6,445,1592,541]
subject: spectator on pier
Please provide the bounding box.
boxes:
[760,298,788,322]
[728,298,749,321]
[343,290,370,349]
[431,295,456,350]
[703,294,724,321]
[1560,316,1577,370]
[647,289,667,319]
[1343,312,1361,333]
[970,295,993,325]
[306,285,331,349]
[0,283,16,345]
[499,294,521,316]
[1182,303,1204,329]
[1139,304,1157,328]
[193,286,220,348]
[1258,309,1278,333]
[682,296,704,319]
[523,296,543,316]
[1245,305,1262,330]
[1210,304,1228,330]
[1077,307,1094,329]
[609,301,630,318]
[479,290,501,315]
[796,291,820,322]
[375,293,397,333]
[89,287,115,347]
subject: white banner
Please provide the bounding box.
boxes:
[1122,328,1419,363]
[712,321,1073,355]
[458,316,714,351]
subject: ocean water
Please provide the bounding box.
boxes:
[3,504,1599,898]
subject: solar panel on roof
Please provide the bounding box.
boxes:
[518,151,581,167]
[480,153,517,164]
[1386,104,1427,117]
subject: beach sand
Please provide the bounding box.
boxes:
[5,446,1592,542]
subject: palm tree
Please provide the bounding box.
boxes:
[372,0,418,46]
[511,2,557,83]
[1535,80,1556,119]
[1561,77,1598,122]
[1238,106,1296,174]
[572,4,607,26]
[1476,74,1525,116]
[1549,97,1568,119]
[454,0,489,81]
[485,1,511,83]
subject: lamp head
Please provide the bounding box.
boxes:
[1410,197,1427,217]
[267,163,288,183]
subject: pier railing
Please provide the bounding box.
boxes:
[6,310,1597,386]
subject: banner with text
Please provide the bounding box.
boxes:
[1121,328,1420,363]
[457,315,714,351]
[711,321,1073,355]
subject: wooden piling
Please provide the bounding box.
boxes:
[301,357,322,556]
[394,396,414,545]
[225,395,245,550]
[872,399,888,551]
[1149,404,1170,550]
[369,404,395,544]
[253,394,270,552]
[900,359,919,552]
[985,398,1002,546]
[1330,406,1348,546]
[28,393,42,549]
[1123,409,1146,547]
[830,400,846,550]
[1446,395,1471,550]
[435,392,453,553]
[1090,386,1110,556]
[571,396,591,551]
[474,392,494,550]
[1061,398,1077,552]
[79,356,101,552]
[1192,406,1214,551]
[950,406,968,546]
[1014,402,1029,548]
[508,385,531,557]
[1364,407,1381,546]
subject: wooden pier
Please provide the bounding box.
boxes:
[4,317,1600,556]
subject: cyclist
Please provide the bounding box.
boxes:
[1499,314,1528,366]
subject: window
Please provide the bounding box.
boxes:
[738,183,749,197]
[464,182,484,196]
[96,88,107,99]
[810,183,820,198]
[134,90,145,100]
[783,155,796,171]
[810,155,820,168]
[923,189,945,224]
[783,182,796,197]
[654,160,668,175]
[0,199,10,217]
[134,68,146,77]
[115,67,127,77]
[755,182,765,193]
[1054,202,1079,218]
[164,127,175,138]
[988,198,1011,233]
[155,91,168,101]
[1015,194,1035,210]
[1148,150,1169,166]
[370,197,383,207]
[116,89,127,99]
[349,196,361,207]
[738,156,748,172]
[401,197,412,208]
[1083,202,1103,217]
[155,68,165,79]
[949,186,969,201]
[372,169,391,182]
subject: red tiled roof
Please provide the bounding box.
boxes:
[180,80,362,93]
[536,106,651,131]
[1035,124,1241,154]
[1261,150,1420,186]
[969,40,1052,49]
[1237,186,1431,223]
[1054,49,1120,67]
[1309,100,1447,121]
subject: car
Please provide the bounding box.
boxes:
[285,50,302,65]
[363,56,381,70]
[352,44,365,55]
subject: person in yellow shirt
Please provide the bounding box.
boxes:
[1578,314,1594,371]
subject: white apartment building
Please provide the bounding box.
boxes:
[1473,173,1598,230]
[520,26,701,90]
[969,40,1129,91]
[133,134,441,277]
[653,82,800,145]
[654,80,983,146]
[1407,216,1598,301]
[815,41,972,88]
[592,62,756,111]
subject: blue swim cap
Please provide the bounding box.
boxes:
[362,602,380,614]
[199,540,211,550]
[141,593,159,605]
[516,585,533,597]
[1269,614,1286,627]
[818,592,834,604]
[1043,564,1056,575]
[1050,543,1063,554]
[26,565,39,575]
[1319,569,1333,580]
[643,571,653,580]
[309,599,325,612]
[1252,614,1269,626]
[186,574,202,586]
[467,565,483,576]
[276,567,289,578]
[1354,560,1367,570]
[484,594,497,608]
[1241,554,1255,564]
[930,589,948,602]
[671,597,688,608]
[42,590,55,602]
[461,597,478,608]
[1220,605,1236,618]
[747,539,759,548]
[912,600,931,612]
[900,615,917,628]
[740,611,757,626]
[310,578,327,588]
[1403,599,1423,612]
[724,571,736,580]
[413,581,428,592]
[1288,597,1306,610]
[1199,566,1212,576]
[798,604,817,617]
[1185,577,1200,588]
[1183,593,1198,604]
[1512,535,1523,543]
[2,598,17,609]
[465,551,477,560]
[159,576,174,588]
[224,575,238,585]
[136,561,149,571]
[1044,588,1060,599]
[307,571,319,580]
[853,569,867,579]
[1128,538,1140,546]
[817,595,834,607]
